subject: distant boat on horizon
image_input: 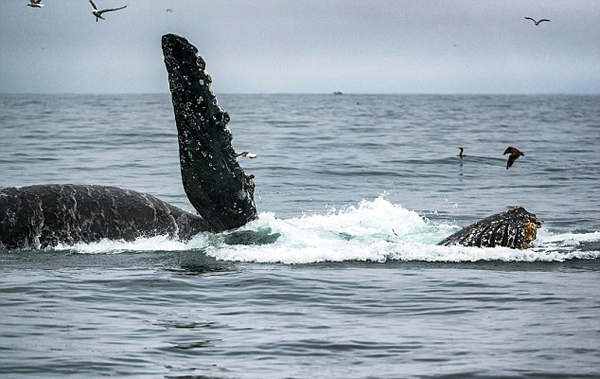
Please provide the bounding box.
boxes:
[333,91,343,95]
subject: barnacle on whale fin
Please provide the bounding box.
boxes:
[162,33,258,232]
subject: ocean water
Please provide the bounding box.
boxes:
[1,93,599,378]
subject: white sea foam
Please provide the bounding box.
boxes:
[61,196,600,263]
[536,229,600,246]
[57,235,189,254]
[197,197,600,264]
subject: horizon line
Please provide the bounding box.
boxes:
[1,91,599,96]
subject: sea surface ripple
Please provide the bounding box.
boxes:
[1,94,599,378]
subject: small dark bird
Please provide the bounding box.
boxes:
[165,8,173,13]
[524,17,551,26]
[89,0,128,22]
[458,147,467,159]
[503,147,524,169]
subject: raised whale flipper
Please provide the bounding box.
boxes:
[162,33,257,232]
[437,206,541,249]
[1,35,259,249]
[0,184,210,249]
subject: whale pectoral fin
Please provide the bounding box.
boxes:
[162,34,257,232]
[437,207,540,249]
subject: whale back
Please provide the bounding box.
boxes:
[0,184,209,249]
[162,34,257,232]
[437,207,541,249]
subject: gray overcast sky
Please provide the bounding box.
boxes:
[1,0,599,94]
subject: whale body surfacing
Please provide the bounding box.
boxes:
[0,185,210,249]
[0,33,541,251]
[437,207,541,249]
[0,34,257,250]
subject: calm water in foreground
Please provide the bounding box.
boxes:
[1,94,599,378]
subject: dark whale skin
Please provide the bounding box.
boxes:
[0,184,211,249]
[437,207,541,249]
[1,35,258,250]
[2,34,541,251]
[162,33,257,232]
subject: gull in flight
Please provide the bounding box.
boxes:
[89,0,128,22]
[27,0,44,8]
[236,151,257,159]
[503,147,524,170]
[524,17,550,26]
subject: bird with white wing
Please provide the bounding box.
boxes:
[89,0,128,22]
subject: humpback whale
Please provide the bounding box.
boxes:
[437,207,541,249]
[161,34,257,231]
[0,33,541,251]
[0,185,210,249]
[0,34,256,249]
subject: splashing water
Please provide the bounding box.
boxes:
[52,197,600,263]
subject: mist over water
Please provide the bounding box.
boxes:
[1,94,599,378]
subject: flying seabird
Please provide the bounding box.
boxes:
[27,0,44,8]
[89,0,128,22]
[503,147,524,169]
[524,17,551,26]
[236,151,257,159]
[458,147,467,159]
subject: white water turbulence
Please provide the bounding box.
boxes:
[56,235,189,254]
[188,196,600,264]
[54,196,600,263]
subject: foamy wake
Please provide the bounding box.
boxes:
[62,196,600,263]
[56,235,189,254]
